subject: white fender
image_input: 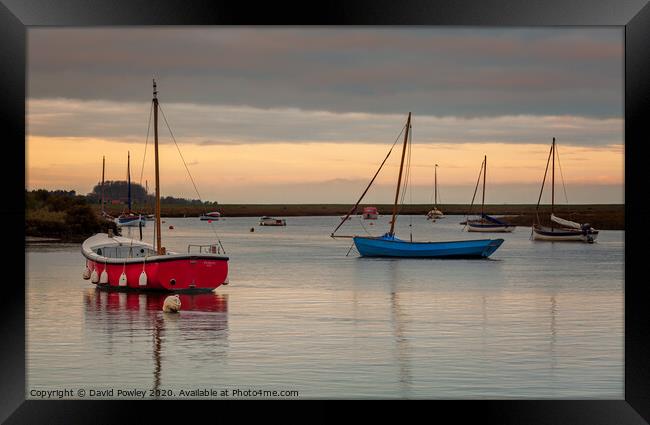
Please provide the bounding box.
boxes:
[139,271,148,286]
[162,295,181,313]
[119,272,128,286]
[90,269,99,283]
[82,266,91,280]
[99,269,109,284]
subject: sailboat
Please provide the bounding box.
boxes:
[98,155,115,222]
[81,80,229,291]
[426,164,444,219]
[115,151,146,228]
[532,138,598,242]
[464,155,515,233]
[331,113,504,258]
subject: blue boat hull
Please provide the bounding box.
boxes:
[353,235,504,258]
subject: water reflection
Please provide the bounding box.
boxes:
[83,289,228,393]
[388,263,412,396]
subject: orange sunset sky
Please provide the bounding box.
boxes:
[26,28,623,204]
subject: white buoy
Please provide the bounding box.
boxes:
[100,269,109,284]
[82,266,91,280]
[162,295,181,313]
[119,272,127,286]
[90,269,99,283]
[139,271,148,286]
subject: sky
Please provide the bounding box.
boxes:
[26,27,624,204]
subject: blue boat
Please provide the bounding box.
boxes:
[353,233,504,258]
[332,112,505,259]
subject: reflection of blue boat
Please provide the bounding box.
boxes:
[332,113,505,259]
[354,233,503,258]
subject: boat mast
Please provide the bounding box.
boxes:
[434,164,438,208]
[101,155,105,214]
[153,79,162,254]
[481,155,486,217]
[127,151,131,212]
[389,112,411,236]
[551,137,555,225]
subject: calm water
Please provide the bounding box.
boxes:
[26,215,624,399]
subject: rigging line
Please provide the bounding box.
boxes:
[157,103,226,251]
[397,123,412,219]
[535,142,554,224]
[467,159,484,218]
[358,214,373,236]
[555,143,569,204]
[139,101,153,188]
[331,123,406,236]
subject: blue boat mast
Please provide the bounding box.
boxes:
[388,112,411,236]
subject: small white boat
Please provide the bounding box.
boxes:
[259,216,286,226]
[426,208,444,219]
[200,211,221,221]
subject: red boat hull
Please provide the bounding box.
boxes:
[87,257,228,292]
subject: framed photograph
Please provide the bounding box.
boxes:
[5,0,649,422]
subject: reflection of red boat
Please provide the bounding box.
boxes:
[86,288,228,313]
[361,206,379,219]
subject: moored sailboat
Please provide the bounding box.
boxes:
[426,164,444,219]
[464,155,515,233]
[532,138,598,243]
[82,80,229,292]
[115,151,146,228]
[331,113,504,258]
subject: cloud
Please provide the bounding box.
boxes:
[28,27,623,118]
[27,98,623,147]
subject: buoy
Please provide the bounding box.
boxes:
[162,295,181,313]
[99,269,109,284]
[82,266,91,280]
[90,269,99,283]
[139,271,148,286]
[119,272,127,286]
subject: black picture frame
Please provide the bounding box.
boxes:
[3,0,649,422]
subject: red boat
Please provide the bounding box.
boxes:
[361,206,379,219]
[81,80,229,292]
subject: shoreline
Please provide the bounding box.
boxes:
[93,204,624,230]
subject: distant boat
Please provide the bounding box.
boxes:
[532,138,598,243]
[426,164,444,219]
[361,206,379,219]
[200,211,221,221]
[464,155,515,233]
[331,112,504,258]
[259,216,286,226]
[115,151,146,228]
[82,80,229,291]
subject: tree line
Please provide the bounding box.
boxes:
[86,181,218,206]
